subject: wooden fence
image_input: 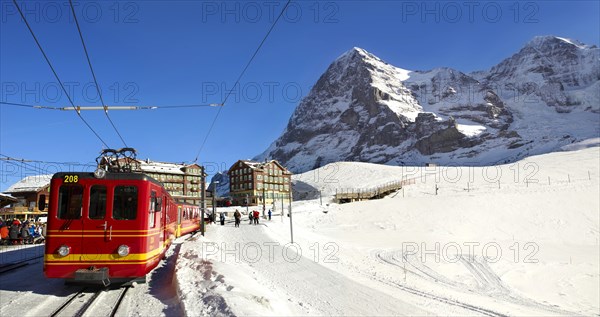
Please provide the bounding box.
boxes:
[334,178,415,204]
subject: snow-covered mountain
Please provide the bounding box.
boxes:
[207,172,230,197]
[256,36,600,172]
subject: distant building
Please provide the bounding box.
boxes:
[228,160,292,209]
[134,160,206,206]
[1,174,52,219]
[99,159,207,206]
[0,193,17,209]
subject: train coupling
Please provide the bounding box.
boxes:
[74,266,111,286]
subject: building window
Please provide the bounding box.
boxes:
[249,183,253,189]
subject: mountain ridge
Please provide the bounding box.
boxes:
[256,36,600,172]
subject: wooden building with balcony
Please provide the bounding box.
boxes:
[228,160,292,209]
[0,174,51,220]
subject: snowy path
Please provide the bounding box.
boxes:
[177,223,433,316]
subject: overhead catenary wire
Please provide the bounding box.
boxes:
[12,0,109,148]
[0,101,222,110]
[0,154,95,167]
[192,0,292,163]
[0,154,55,175]
[68,0,127,147]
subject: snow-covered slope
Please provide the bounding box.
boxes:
[176,146,600,316]
[256,36,600,172]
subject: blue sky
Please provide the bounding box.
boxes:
[1,0,599,190]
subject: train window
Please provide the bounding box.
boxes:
[156,197,162,212]
[58,185,83,219]
[149,191,156,227]
[113,186,138,220]
[89,185,107,219]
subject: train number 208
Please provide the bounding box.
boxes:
[63,175,79,183]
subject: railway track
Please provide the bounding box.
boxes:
[50,285,131,317]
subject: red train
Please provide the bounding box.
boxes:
[43,171,202,285]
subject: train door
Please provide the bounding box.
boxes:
[81,183,111,261]
[177,206,182,237]
[161,196,168,244]
[95,183,140,261]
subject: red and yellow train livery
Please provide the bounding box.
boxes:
[43,172,202,285]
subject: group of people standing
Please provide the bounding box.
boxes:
[0,218,45,245]
[217,209,273,228]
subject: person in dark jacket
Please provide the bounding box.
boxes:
[219,212,225,226]
[234,210,241,227]
[9,224,19,244]
[20,225,31,244]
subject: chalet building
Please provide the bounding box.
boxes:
[0,193,17,209]
[228,160,292,208]
[1,174,51,220]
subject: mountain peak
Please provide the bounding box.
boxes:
[527,35,589,49]
[336,47,382,64]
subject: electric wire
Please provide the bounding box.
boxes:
[0,154,53,175]
[0,101,220,110]
[68,0,128,147]
[12,0,109,148]
[0,155,94,167]
[193,0,292,163]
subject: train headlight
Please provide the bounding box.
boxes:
[57,245,70,257]
[117,245,130,257]
[94,168,106,179]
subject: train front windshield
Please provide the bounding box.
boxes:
[58,185,83,220]
[56,183,138,221]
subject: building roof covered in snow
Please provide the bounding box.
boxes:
[4,174,53,193]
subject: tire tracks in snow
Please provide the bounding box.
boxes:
[374,249,582,316]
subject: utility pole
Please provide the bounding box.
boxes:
[211,186,217,222]
[289,191,294,243]
[245,193,249,214]
[212,181,219,221]
[319,188,322,205]
[200,167,206,236]
[262,185,266,216]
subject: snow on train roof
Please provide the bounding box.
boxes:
[5,174,52,193]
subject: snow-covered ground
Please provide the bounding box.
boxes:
[1,145,598,316]
[176,145,599,316]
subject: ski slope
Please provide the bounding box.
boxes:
[175,145,599,315]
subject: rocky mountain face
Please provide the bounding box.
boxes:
[256,36,600,172]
